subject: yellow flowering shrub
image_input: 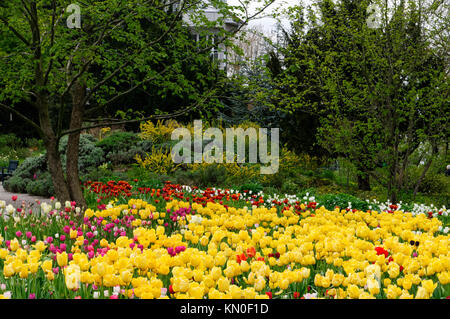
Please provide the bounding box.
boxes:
[135,147,180,174]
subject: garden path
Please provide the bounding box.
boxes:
[0,184,51,207]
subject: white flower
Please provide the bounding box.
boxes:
[41,203,52,215]
[13,216,20,223]
[104,290,109,297]
[303,292,317,299]
[190,215,203,224]
[75,207,81,214]
[444,227,449,234]
[55,202,61,210]
[0,283,6,291]
[6,204,15,215]
[3,291,11,299]
[93,291,100,299]
[65,201,71,208]
[21,240,27,246]
[113,286,121,295]
[0,200,6,209]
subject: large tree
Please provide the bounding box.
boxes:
[0,0,273,207]
[271,0,449,201]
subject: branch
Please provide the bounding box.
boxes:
[0,102,43,135]
[96,1,271,108]
[60,87,217,137]
[81,0,189,106]
[0,16,30,47]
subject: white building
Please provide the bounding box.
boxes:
[175,1,242,70]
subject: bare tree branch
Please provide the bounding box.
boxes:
[60,86,217,137]
[0,102,43,135]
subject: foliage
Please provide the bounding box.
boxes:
[238,182,264,194]
[59,134,105,174]
[0,0,270,202]
[96,132,139,155]
[317,193,374,211]
[406,166,450,195]
[4,134,104,195]
[139,120,181,144]
[96,131,151,165]
[271,0,449,201]
[135,147,180,175]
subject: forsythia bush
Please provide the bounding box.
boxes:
[135,147,180,175]
[139,120,180,144]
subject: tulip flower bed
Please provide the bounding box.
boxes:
[0,183,449,299]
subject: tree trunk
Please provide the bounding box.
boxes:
[413,141,437,200]
[39,105,71,203]
[390,189,398,204]
[357,172,371,191]
[66,81,87,209]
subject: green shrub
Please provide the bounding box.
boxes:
[280,179,299,194]
[239,182,263,194]
[321,169,335,180]
[317,193,374,211]
[5,134,104,195]
[173,170,196,187]
[96,132,139,154]
[59,134,105,174]
[0,133,22,149]
[406,166,450,195]
[97,133,154,165]
[133,178,164,190]
[4,176,31,193]
[191,164,227,187]
[309,176,332,187]
[24,172,55,197]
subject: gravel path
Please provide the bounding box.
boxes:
[0,184,51,207]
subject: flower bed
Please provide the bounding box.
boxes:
[0,184,449,299]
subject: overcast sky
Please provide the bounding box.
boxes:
[228,0,313,34]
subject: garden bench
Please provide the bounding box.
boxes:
[0,160,18,183]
